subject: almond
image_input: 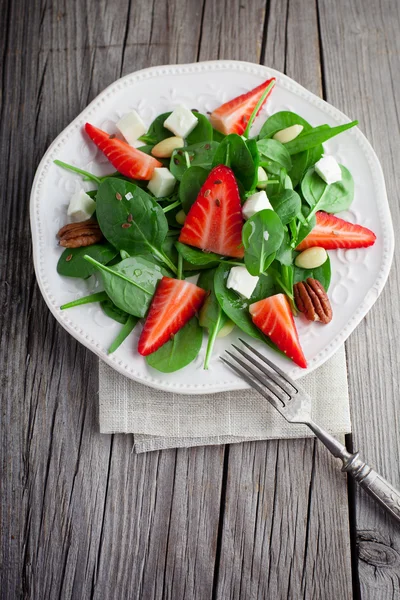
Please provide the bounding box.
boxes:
[151,136,184,158]
[295,247,327,269]
[273,124,303,144]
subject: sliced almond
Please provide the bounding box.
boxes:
[151,136,184,158]
[273,124,303,144]
[295,247,327,269]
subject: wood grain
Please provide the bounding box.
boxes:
[2,0,399,598]
[318,0,400,597]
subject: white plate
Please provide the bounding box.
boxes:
[30,60,394,394]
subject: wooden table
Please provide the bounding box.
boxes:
[2,0,400,598]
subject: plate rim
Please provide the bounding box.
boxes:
[30,59,395,394]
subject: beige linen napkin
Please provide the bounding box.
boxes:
[99,346,351,453]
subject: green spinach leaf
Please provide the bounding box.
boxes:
[269,189,302,225]
[294,256,331,290]
[179,166,209,213]
[212,134,257,190]
[257,139,292,172]
[198,268,229,370]
[301,165,354,218]
[96,178,176,273]
[84,255,168,318]
[60,291,108,310]
[186,112,213,144]
[101,298,130,324]
[242,210,285,275]
[170,142,219,180]
[146,317,203,372]
[57,243,118,279]
[138,112,173,145]
[108,315,138,354]
[284,121,358,155]
[258,111,311,140]
[175,242,221,267]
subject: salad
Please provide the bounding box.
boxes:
[55,77,376,373]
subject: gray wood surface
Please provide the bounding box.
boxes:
[1,0,399,598]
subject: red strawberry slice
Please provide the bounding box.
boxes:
[138,277,207,356]
[297,211,376,251]
[179,165,244,258]
[249,294,307,368]
[210,78,276,136]
[84,123,162,180]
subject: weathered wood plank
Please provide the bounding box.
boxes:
[214,0,353,597]
[318,0,400,597]
[1,1,225,599]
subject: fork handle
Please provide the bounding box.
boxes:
[307,421,400,524]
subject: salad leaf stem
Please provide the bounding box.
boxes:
[184,152,191,169]
[108,315,138,354]
[151,247,178,274]
[54,160,102,184]
[243,80,275,138]
[177,253,183,280]
[203,315,222,370]
[60,291,108,310]
[162,199,181,213]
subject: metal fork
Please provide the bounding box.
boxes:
[222,339,400,524]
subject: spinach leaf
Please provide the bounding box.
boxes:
[301,165,354,217]
[214,264,277,341]
[295,212,316,248]
[275,230,293,266]
[170,142,219,180]
[108,315,138,354]
[138,112,173,145]
[269,189,302,225]
[101,298,130,324]
[84,255,168,318]
[175,242,221,267]
[294,256,331,291]
[212,128,226,143]
[257,139,292,172]
[146,317,203,372]
[96,178,176,273]
[284,121,358,155]
[186,112,213,144]
[258,111,311,139]
[179,166,209,213]
[60,291,108,310]
[57,243,118,279]
[212,134,257,190]
[242,210,285,276]
[198,268,229,370]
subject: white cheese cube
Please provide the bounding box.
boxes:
[242,191,273,220]
[163,106,198,138]
[67,189,96,222]
[227,266,259,300]
[116,110,147,145]
[314,155,342,185]
[256,166,268,189]
[147,168,176,198]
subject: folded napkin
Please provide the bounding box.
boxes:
[99,346,351,453]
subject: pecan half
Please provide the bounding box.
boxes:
[57,219,103,248]
[294,278,332,324]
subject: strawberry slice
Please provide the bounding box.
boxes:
[210,78,276,136]
[179,165,244,258]
[84,123,162,180]
[249,294,307,368]
[297,211,376,251]
[138,277,207,356]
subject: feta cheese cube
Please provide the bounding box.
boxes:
[273,124,303,144]
[67,189,96,222]
[227,266,259,299]
[147,168,176,198]
[256,166,268,189]
[242,191,273,220]
[314,155,342,185]
[116,110,147,145]
[163,106,198,138]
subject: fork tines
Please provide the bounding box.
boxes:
[221,339,298,410]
